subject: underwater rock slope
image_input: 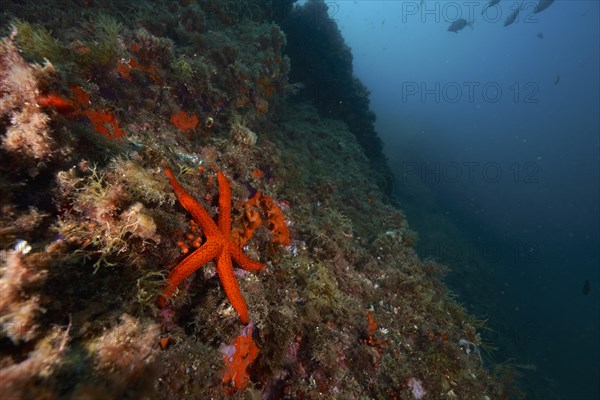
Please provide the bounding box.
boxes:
[0,1,517,398]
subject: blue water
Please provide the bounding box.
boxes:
[333,1,599,398]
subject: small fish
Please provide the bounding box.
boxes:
[504,2,524,27]
[482,0,500,15]
[537,32,544,39]
[554,74,560,85]
[582,279,590,295]
[534,0,555,14]
[448,18,474,33]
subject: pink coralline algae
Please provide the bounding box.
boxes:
[407,377,427,400]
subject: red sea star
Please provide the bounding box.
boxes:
[157,169,265,324]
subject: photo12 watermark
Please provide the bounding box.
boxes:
[401,1,547,25]
[416,239,542,265]
[399,161,540,184]
[401,81,540,104]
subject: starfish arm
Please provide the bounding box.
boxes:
[157,241,222,308]
[230,243,267,271]
[217,171,232,234]
[217,250,249,324]
[165,169,220,237]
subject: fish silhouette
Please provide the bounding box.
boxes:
[504,2,524,27]
[582,280,590,296]
[482,0,500,15]
[534,0,555,14]
[448,18,474,33]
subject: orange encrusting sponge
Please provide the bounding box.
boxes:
[170,111,199,132]
[221,324,260,392]
[231,191,290,247]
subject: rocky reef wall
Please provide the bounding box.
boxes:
[0,1,518,398]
